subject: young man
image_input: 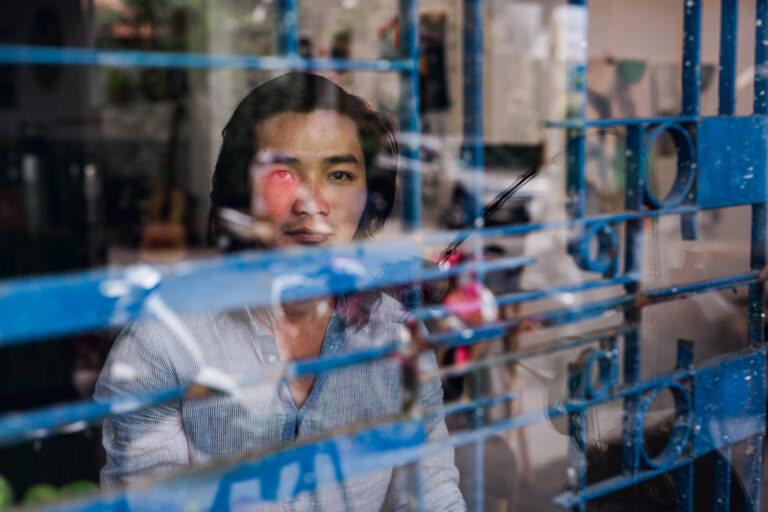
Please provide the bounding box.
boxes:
[95,72,465,511]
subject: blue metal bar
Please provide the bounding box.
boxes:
[744,434,763,511]
[436,348,761,435]
[423,206,700,245]
[554,455,697,508]
[0,239,423,345]
[413,275,633,323]
[0,45,416,72]
[566,130,586,220]
[719,0,739,115]
[277,0,299,56]
[0,343,400,446]
[0,387,186,448]
[749,0,768,350]
[713,445,732,512]
[564,0,588,222]
[425,326,632,381]
[418,256,534,283]
[682,0,702,116]
[567,363,587,512]
[427,392,519,420]
[417,268,767,350]
[427,295,635,348]
[399,0,422,231]
[624,124,644,278]
[755,0,768,113]
[546,115,699,128]
[394,0,424,487]
[675,463,694,512]
[462,0,485,232]
[621,116,643,477]
[463,0,487,492]
[749,204,767,345]
[494,276,635,307]
[642,271,761,302]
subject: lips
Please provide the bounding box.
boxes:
[284,226,333,244]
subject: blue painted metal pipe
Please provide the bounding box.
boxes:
[461,4,485,504]
[0,45,415,71]
[744,434,764,510]
[399,0,422,231]
[719,0,739,115]
[424,326,633,382]
[277,0,300,56]
[554,456,698,508]
[0,240,423,345]
[642,271,762,302]
[547,115,699,128]
[494,276,636,307]
[423,206,700,245]
[426,295,635,348]
[462,0,485,231]
[567,363,588,512]
[682,0,702,116]
[755,0,768,114]
[713,445,732,512]
[564,1,588,221]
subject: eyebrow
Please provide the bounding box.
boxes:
[254,152,360,167]
[323,154,360,167]
[255,151,300,166]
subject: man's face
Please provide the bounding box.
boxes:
[251,110,368,248]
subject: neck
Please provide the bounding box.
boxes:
[248,297,335,340]
[280,297,335,324]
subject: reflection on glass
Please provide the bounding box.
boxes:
[95,72,465,510]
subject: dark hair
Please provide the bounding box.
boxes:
[207,72,399,247]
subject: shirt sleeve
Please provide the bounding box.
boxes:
[385,351,467,512]
[94,322,191,488]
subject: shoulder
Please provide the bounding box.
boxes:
[96,308,253,397]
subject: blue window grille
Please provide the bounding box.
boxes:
[0,0,766,511]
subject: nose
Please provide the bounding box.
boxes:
[291,178,329,216]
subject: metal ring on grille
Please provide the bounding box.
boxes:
[638,382,693,468]
[582,349,617,399]
[576,223,618,275]
[643,122,696,209]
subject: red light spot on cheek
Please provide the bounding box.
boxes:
[257,170,298,222]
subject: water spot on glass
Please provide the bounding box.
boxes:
[100,279,130,298]
[111,361,137,381]
[125,265,161,290]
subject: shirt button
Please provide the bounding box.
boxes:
[267,354,277,363]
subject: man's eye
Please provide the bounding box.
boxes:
[329,171,352,181]
[271,170,295,181]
